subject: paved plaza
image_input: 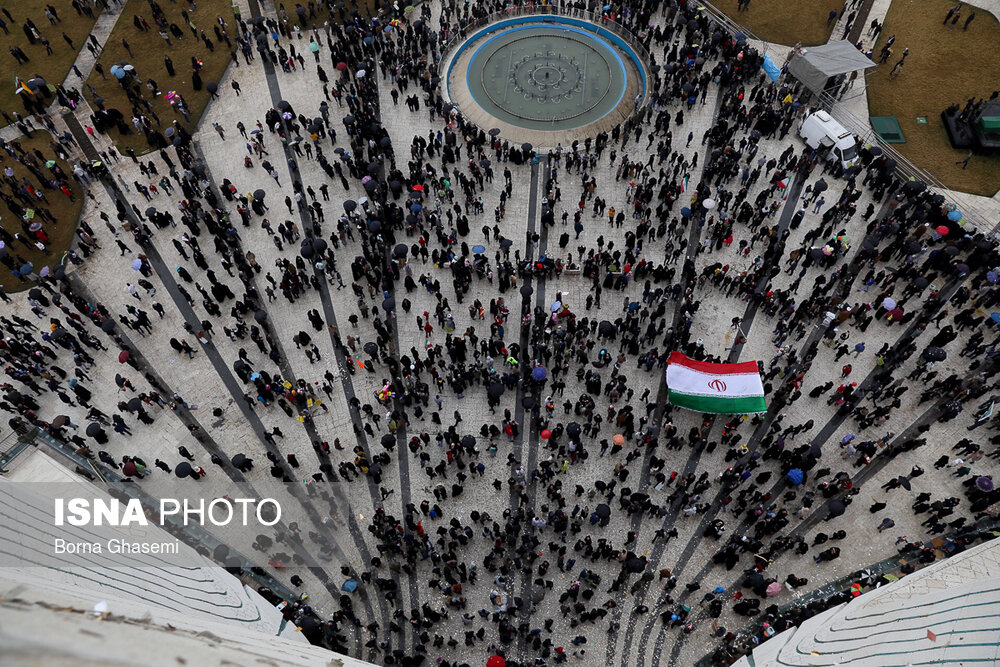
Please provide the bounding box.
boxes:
[3,0,1000,666]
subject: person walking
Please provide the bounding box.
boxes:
[955,152,973,169]
[964,12,976,30]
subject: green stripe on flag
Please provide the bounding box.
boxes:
[668,391,766,414]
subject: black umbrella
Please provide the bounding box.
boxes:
[364,341,378,356]
[28,288,41,299]
[827,499,846,519]
[381,433,395,448]
[913,276,929,289]
[379,136,392,148]
[488,382,504,397]
[520,284,533,298]
[522,396,537,409]
[277,100,291,111]
[313,238,327,254]
[382,296,394,311]
[232,453,248,467]
[126,397,142,411]
[344,199,357,212]
[521,143,532,153]
[392,243,407,258]
[461,435,476,448]
[598,321,615,336]
[254,310,267,323]
[175,461,194,478]
[488,128,501,137]
[595,503,610,518]
[101,319,115,333]
[206,81,218,94]
[625,555,647,572]
[567,422,581,437]
[923,346,947,362]
[253,188,265,200]
[85,423,104,437]
[145,206,156,218]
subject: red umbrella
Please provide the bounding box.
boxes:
[887,307,904,321]
[122,460,138,477]
[936,225,949,236]
[412,184,424,191]
[118,350,130,363]
[336,61,347,71]
[487,656,506,667]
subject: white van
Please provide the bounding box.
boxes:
[798,110,858,169]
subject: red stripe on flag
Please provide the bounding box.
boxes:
[668,351,760,375]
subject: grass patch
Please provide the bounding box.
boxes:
[83,0,233,154]
[867,0,1000,196]
[0,0,98,116]
[711,0,842,46]
[0,131,84,292]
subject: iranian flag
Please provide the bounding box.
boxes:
[666,352,766,414]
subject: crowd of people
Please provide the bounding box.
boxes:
[2,0,1000,666]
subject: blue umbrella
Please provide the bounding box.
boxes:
[20,263,33,275]
[991,313,1000,324]
[988,271,998,284]
[787,468,804,485]
[531,367,547,381]
[131,258,142,270]
[680,207,691,218]
[472,245,486,254]
[410,203,422,212]
[363,36,373,45]
[947,210,962,222]
[342,578,358,592]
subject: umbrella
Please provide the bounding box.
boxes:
[522,396,537,409]
[342,578,358,593]
[472,245,486,254]
[947,210,962,222]
[85,423,104,437]
[253,188,265,200]
[254,309,267,323]
[913,277,929,289]
[118,350,130,363]
[520,284,533,298]
[131,258,143,270]
[598,321,615,336]
[206,81,218,93]
[881,297,896,310]
[381,434,395,448]
[460,435,476,448]
[356,69,366,78]
[625,555,647,573]
[344,199,357,212]
[52,415,69,428]
[101,319,115,333]
[126,397,142,411]
[531,367,547,381]
[488,128,501,137]
[944,202,957,212]
[410,203,422,212]
[766,582,782,597]
[488,383,504,398]
[336,61,347,71]
[887,307,904,320]
[363,36,373,45]
[787,468,804,485]
[680,206,691,218]
[595,503,610,518]
[827,500,846,519]
[936,225,950,236]
[976,476,994,492]
[364,341,378,356]
[521,143,532,153]
[175,461,194,478]
[567,422,581,437]
[487,656,507,667]
[392,243,407,258]
[232,453,248,467]
[277,100,291,111]
[988,271,998,284]
[923,346,947,362]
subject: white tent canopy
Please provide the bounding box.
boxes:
[787,41,876,92]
